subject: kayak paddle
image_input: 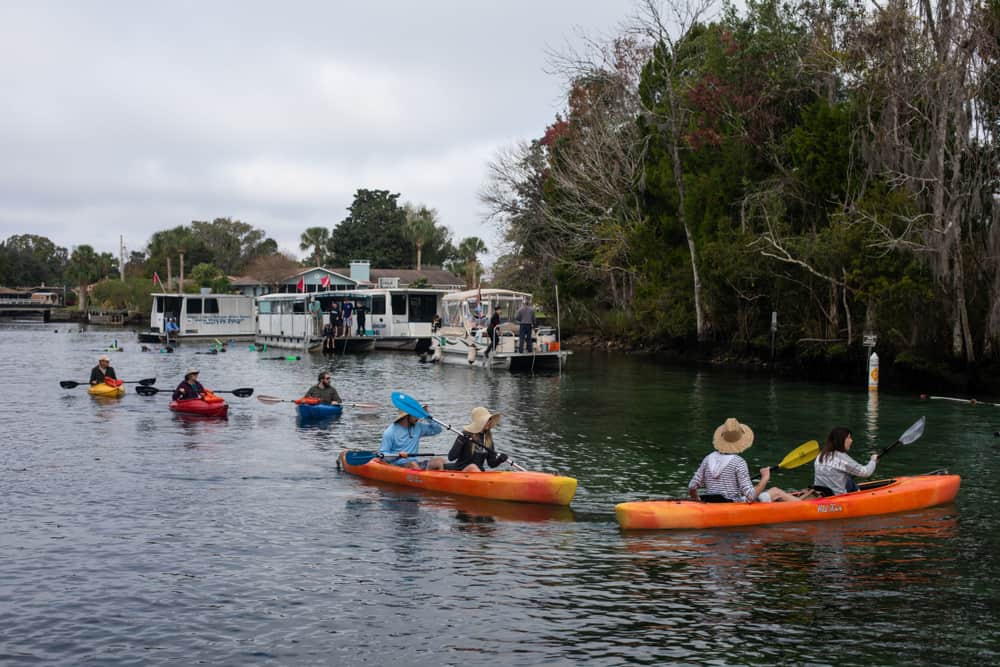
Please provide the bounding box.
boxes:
[751,439,820,480]
[60,378,156,389]
[257,395,379,408]
[343,450,445,466]
[135,385,254,398]
[391,391,528,472]
[877,416,926,459]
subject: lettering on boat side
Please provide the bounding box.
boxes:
[406,475,423,484]
[817,504,843,513]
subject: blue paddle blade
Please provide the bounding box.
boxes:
[391,391,429,419]
[344,450,379,466]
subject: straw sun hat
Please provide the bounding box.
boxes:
[464,407,501,434]
[98,354,111,362]
[185,367,199,378]
[713,417,754,454]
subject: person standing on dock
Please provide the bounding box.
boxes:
[329,301,342,337]
[89,354,118,385]
[515,298,536,353]
[484,309,501,358]
[341,300,353,336]
[380,407,445,470]
[355,301,367,335]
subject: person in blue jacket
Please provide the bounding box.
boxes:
[379,406,445,470]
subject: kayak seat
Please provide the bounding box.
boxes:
[699,494,732,503]
[810,485,835,497]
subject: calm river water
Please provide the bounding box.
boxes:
[1,323,998,665]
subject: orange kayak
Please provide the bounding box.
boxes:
[338,450,577,505]
[615,474,961,530]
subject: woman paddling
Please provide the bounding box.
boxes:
[688,418,799,503]
[445,407,509,472]
[813,427,877,496]
[173,368,208,401]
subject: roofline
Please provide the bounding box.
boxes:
[443,288,533,300]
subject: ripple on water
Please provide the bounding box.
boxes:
[0,327,996,664]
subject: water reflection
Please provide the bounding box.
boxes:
[340,474,577,523]
[623,506,959,593]
[866,390,880,445]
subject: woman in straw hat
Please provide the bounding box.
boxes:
[688,417,799,503]
[445,407,509,472]
[379,405,446,470]
[172,368,207,401]
[89,354,118,386]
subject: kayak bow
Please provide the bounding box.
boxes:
[338,450,577,505]
[88,382,126,398]
[169,398,229,418]
[297,403,343,419]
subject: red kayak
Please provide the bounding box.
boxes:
[169,398,229,418]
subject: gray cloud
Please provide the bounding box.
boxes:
[0,0,632,262]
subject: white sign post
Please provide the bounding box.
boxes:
[864,334,878,391]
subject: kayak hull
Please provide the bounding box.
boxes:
[169,398,229,418]
[338,450,577,505]
[88,383,125,398]
[297,403,343,419]
[615,475,961,530]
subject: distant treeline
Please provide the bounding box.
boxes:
[0,189,490,313]
[482,0,1000,388]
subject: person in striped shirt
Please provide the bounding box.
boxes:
[812,427,878,496]
[688,417,799,503]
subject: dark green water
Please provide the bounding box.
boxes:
[1,323,997,665]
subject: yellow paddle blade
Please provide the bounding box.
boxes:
[778,440,820,469]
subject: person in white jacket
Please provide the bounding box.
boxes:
[813,427,878,496]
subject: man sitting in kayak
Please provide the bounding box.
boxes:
[89,354,119,386]
[304,372,341,404]
[445,406,509,471]
[173,368,206,401]
[689,417,799,503]
[380,406,445,470]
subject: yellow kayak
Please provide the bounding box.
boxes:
[88,382,125,398]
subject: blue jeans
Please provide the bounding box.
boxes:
[517,324,532,353]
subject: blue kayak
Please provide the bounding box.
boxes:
[296,402,343,419]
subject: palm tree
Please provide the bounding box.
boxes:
[299,227,331,267]
[457,236,488,287]
[65,245,100,312]
[403,203,440,270]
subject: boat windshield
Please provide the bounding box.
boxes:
[442,293,532,330]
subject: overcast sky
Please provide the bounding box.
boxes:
[0,1,637,265]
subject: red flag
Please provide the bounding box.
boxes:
[296,277,305,292]
[320,275,331,289]
[153,271,162,287]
